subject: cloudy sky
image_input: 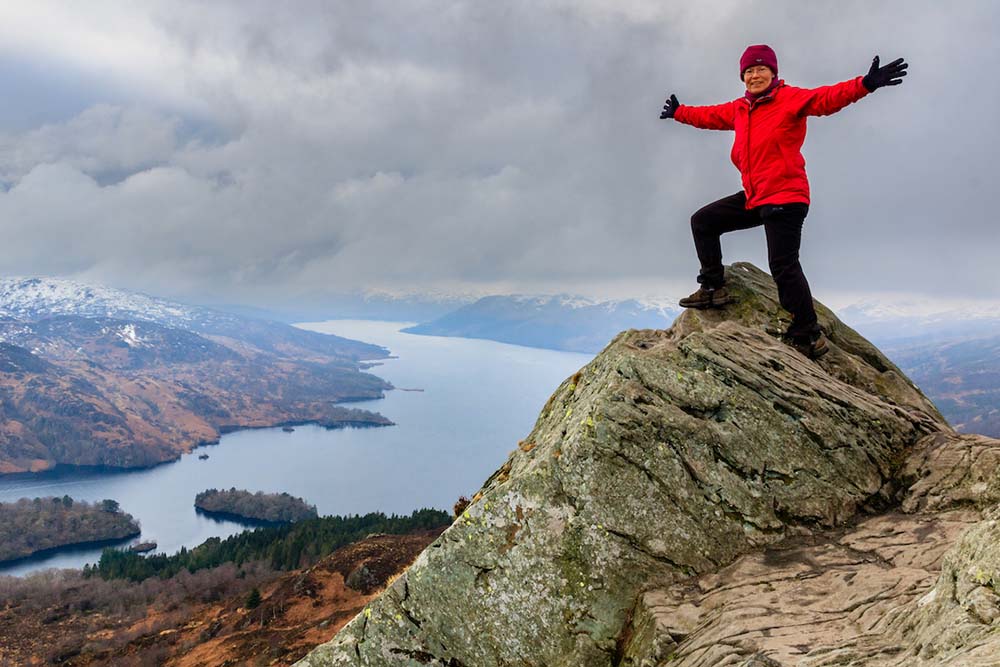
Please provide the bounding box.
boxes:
[0,1,996,312]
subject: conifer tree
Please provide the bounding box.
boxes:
[246,587,262,609]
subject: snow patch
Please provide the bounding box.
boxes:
[116,323,147,347]
[0,276,236,333]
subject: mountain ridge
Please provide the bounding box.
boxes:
[0,279,394,474]
[0,276,388,361]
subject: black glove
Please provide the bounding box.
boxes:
[660,94,680,119]
[862,56,908,91]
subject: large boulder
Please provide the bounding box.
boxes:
[296,263,954,667]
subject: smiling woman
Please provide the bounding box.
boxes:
[659,43,908,359]
[743,65,774,95]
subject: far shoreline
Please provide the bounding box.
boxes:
[194,506,299,528]
[0,531,141,571]
[0,418,394,480]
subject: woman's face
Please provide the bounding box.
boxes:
[743,65,774,95]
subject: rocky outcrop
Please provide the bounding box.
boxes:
[614,428,1000,667]
[297,263,999,667]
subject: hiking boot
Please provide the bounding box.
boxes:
[787,332,829,360]
[679,286,733,309]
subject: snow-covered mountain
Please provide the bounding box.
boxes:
[0,277,395,475]
[0,277,208,326]
[0,277,387,361]
[0,315,242,369]
[835,297,1000,345]
[836,297,1000,322]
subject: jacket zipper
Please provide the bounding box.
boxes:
[744,90,776,205]
[744,99,753,203]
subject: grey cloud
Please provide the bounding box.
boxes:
[0,0,996,310]
[0,105,181,183]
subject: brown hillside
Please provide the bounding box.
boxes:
[0,530,442,666]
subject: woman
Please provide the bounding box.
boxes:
[660,45,907,358]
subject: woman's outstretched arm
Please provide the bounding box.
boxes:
[796,55,908,117]
[661,94,736,130]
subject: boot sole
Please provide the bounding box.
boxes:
[789,338,829,360]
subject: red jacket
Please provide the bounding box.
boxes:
[674,77,870,208]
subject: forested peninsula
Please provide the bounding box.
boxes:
[195,488,318,524]
[90,508,450,581]
[0,497,139,563]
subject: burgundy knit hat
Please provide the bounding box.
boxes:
[740,44,778,79]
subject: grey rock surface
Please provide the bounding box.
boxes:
[616,428,1000,667]
[297,263,966,667]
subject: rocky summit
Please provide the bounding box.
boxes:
[297,263,1000,667]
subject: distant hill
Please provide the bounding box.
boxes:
[0,277,394,474]
[402,294,679,353]
[836,298,1000,346]
[882,334,1000,438]
[834,300,1000,438]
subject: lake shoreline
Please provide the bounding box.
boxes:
[0,531,141,570]
[0,418,395,481]
[194,507,296,528]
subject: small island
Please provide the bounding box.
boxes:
[129,541,157,553]
[0,497,140,564]
[194,488,318,525]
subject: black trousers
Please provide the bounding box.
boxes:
[691,191,820,339]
